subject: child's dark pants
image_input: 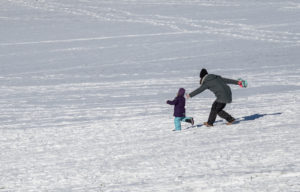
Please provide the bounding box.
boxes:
[208,101,235,125]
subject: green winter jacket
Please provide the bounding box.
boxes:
[189,74,238,103]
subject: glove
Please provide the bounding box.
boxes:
[238,78,248,88]
[238,81,243,87]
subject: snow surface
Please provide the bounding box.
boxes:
[1,0,300,191]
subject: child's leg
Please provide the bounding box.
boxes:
[182,117,193,121]
[174,117,183,130]
[183,117,194,125]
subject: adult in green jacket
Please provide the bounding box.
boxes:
[187,68,247,126]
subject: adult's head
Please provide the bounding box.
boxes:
[200,68,208,79]
[199,68,208,84]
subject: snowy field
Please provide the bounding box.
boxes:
[1,0,300,191]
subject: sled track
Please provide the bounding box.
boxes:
[6,0,300,45]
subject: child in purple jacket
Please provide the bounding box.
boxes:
[167,88,194,131]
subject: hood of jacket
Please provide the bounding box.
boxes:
[177,88,185,96]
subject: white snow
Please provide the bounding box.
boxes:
[0,0,300,191]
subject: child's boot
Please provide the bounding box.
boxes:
[185,118,194,126]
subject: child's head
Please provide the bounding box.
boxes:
[177,88,185,96]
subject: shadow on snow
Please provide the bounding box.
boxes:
[185,112,282,129]
[238,112,282,122]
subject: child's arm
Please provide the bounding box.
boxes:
[166,98,178,105]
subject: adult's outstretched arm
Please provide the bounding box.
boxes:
[222,77,239,85]
[188,85,207,98]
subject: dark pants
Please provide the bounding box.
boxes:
[207,101,235,125]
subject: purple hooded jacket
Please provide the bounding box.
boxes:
[167,88,186,117]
